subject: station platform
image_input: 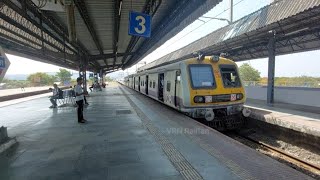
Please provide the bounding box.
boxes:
[245,99,320,137]
[0,83,313,180]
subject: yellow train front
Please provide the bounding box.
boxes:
[125,55,251,131]
[179,56,250,130]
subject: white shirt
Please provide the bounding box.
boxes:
[53,88,59,96]
[74,85,84,101]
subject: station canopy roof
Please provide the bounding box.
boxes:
[0,0,223,73]
[138,0,320,71]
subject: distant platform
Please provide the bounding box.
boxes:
[0,86,52,97]
[246,99,320,138]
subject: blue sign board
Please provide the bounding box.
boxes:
[0,57,5,69]
[129,11,151,38]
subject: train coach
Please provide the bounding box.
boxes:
[124,55,251,130]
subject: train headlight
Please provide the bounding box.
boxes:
[210,55,220,62]
[236,93,243,100]
[194,96,205,103]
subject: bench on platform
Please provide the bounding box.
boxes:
[57,89,76,107]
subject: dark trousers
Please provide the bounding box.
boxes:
[50,96,58,106]
[76,100,84,122]
[84,96,88,104]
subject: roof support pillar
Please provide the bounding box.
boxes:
[66,3,77,42]
[100,69,104,85]
[267,31,276,105]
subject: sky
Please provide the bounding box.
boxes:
[3,0,320,78]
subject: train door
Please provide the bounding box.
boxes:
[146,75,149,95]
[138,76,141,91]
[158,73,164,102]
[175,70,181,108]
[133,77,135,90]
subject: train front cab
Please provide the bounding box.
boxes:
[183,56,251,129]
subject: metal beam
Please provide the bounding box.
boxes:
[123,0,210,68]
[2,0,100,70]
[0,13,66,53]
[0,37,78,70]
[267,31,276,105]
[89,52,136,61]
[3,0,77,54]
[0,31,77,62]
[42,11,100,69]
[74,0,104,54]
[42,11,86,54]
[121,0,161,67]
[112,0,122,69]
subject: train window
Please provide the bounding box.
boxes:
[189,64,215,88]
[167,81,171,92]
[150,81,152,87]
[153,81,155,88]
[220,65,241,88]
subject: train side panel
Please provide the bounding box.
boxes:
[163,70,177,108]
[141,75,147,94]
[134,75,139,91]
[148,73,158,99]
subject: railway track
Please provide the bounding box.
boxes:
[120,84,320,178]
[228,133,320,178]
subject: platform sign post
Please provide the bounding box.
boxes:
[0,47,10,83]
[129,11,151,38]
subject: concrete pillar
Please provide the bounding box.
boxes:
[267,31,276,105]
[0,126,8,143]
[83,70,87,91]
[99,69,104,84]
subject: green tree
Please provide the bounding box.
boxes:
[239,63,261,81]
[1,78,9,83]
[27,72,56,86]
[56,69,72,83]
[275,76,319,87]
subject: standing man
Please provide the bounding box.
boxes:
[49,84,59,108]
[74,77,87,123]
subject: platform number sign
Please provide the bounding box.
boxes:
[129,11,151,38]
[0,57,5,68]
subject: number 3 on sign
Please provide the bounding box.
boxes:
[135,16,146,34]
[129,11,151,38]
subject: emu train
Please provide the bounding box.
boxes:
[123,55,251,130]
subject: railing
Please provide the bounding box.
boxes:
[243,81,320,88]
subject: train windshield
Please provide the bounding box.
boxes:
[189,65,215,88]
[220,65,241,88]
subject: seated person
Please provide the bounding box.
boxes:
[49,84,60,108]
[89,83,94,92]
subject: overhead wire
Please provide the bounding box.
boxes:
[161,0,247,50]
